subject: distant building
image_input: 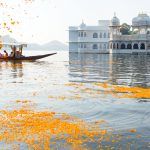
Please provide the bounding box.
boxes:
[109,13,150,54]
[69,13,150,54]
[69,20,110,53]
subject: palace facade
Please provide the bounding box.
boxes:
[109,13,150,54]
[69,13,150,54]
[69,20,110,53]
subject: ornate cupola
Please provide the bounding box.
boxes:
[132,13,150,34]
[110,13,121,36]
[132,13,150,26]
[111,13,120,26]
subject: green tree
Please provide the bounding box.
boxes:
[120,23,131,35]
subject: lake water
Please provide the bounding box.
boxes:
[0,50,149,149]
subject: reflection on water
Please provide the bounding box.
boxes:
[69,53,110,83]
[0,61,23,81]
[69,52,150,148]
[69,53,150,87]
[0,51,149,149]
[110,54,150,87]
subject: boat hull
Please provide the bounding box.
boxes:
[0,53,57,61]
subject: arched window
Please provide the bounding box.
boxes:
[117,43,119,49]
[93,44,98,49]
[93,33,98,38]
[121,43,126,49]
[78,32,80,37]
[84,44,86,48]
[127,44,132,49]
[133,43,139,49]
[103,33,106,38]
[84,32,86,37]
[100,33,102,38]
[103,44,106,49]
[140,43,145,49]
[81,44,83,48]
[113,43,116,49]
[81,32,83,37]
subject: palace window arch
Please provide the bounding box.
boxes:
[93,44,98,49]
[127,44,132,49]
[100,33,102,38]
[121,43,126,49]
[93,33,98,38]
[117,43,119,49]
[113,43,116,49]
[140,43,145,49]
[103,44,107,49]
[133,43,139,49]
[103,33,106,38]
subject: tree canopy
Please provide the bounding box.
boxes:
[120,23,131,35]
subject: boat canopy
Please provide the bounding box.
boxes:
[0,43,27,48]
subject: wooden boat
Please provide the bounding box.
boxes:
[0,42,57,61]
[0,53,57,61]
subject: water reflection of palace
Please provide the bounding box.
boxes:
[69,53,150,87]
[110,54,150,87]
[69,53,110,82]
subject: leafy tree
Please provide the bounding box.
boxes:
[132,30,138,34]
[120,23,131,35]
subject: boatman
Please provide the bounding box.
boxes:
[10,45,16,58]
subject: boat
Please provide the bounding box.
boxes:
[0,53,57,61]
[0,42,57,61]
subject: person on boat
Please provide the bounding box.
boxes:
[10,45,16,58]
[15,50,21,58]
[19,45,23,55]
[15,45,24,58]
[0,52,3,58]
[9,51,14,57]
[3,50,8,58]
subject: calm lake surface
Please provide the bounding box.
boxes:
[0,50,150,149]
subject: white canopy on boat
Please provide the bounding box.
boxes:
[0,42,27,48]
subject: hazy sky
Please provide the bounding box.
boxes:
[0,0,150,44]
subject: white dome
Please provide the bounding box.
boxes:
[132,13,150,26]
[111,13,120,26]
[111,16,120,26]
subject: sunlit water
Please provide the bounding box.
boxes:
[0,50,150,149]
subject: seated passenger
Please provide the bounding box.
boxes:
[9,51,14,57]
[0,52,3,58]
[15,51,21,58]
[3,50,8,58]
[10,45,16,58]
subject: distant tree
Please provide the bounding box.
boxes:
[132,30,139,34]
[120,23,131,35]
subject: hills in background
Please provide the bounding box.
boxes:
[1,35,68,51]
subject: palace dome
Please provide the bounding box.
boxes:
[132,13,150,26]
[111,15,120,26]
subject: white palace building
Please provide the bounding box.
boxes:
[69,13,150,54]
[69,20,110,53]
